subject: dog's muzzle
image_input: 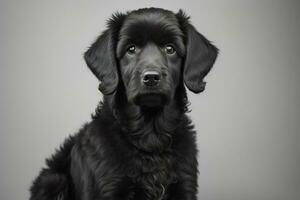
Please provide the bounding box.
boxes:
[133,70,170,107]
[142,71,161,87]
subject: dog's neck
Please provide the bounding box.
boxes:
[103,85,188,153]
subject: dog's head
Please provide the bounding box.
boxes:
[84,8,218,108]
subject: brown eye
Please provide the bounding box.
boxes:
[127,44,136,54]
[164,44,176,55]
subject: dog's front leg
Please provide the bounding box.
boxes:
[168,155,198,200]
[168,179,198,200]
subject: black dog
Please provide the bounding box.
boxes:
[30,8,218,200]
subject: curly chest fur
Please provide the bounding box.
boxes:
[109,134,178,199]
[85,143,178,200]
[126,149,177,199]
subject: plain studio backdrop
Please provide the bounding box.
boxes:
[0,0,299,200]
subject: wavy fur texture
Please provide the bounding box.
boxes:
[30,7,218,200]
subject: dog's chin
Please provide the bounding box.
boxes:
[133,93,170,108]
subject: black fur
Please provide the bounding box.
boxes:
[29,8,218,200]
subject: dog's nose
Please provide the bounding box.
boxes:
[142,71,161,87]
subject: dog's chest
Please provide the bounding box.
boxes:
[125,151,176,199]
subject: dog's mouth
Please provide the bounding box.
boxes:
[134,93,169,107]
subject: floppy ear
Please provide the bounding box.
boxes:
[177,10,219,93]
[84,30,119,95]
[183,24,218,93]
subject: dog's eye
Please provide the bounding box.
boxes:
[164,45,176,55]
[126,44,136,55]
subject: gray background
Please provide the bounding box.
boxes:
[0,0,299,200]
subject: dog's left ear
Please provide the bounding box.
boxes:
[177,11,219,93]
[183,25,219,93]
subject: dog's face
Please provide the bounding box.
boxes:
[84,8,218,107]
[116,11,185,107]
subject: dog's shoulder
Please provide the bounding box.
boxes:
[173,114,198,156]
[29,128,84,200]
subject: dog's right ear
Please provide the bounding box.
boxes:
[84,13,126,95]
[84,30,118,95]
